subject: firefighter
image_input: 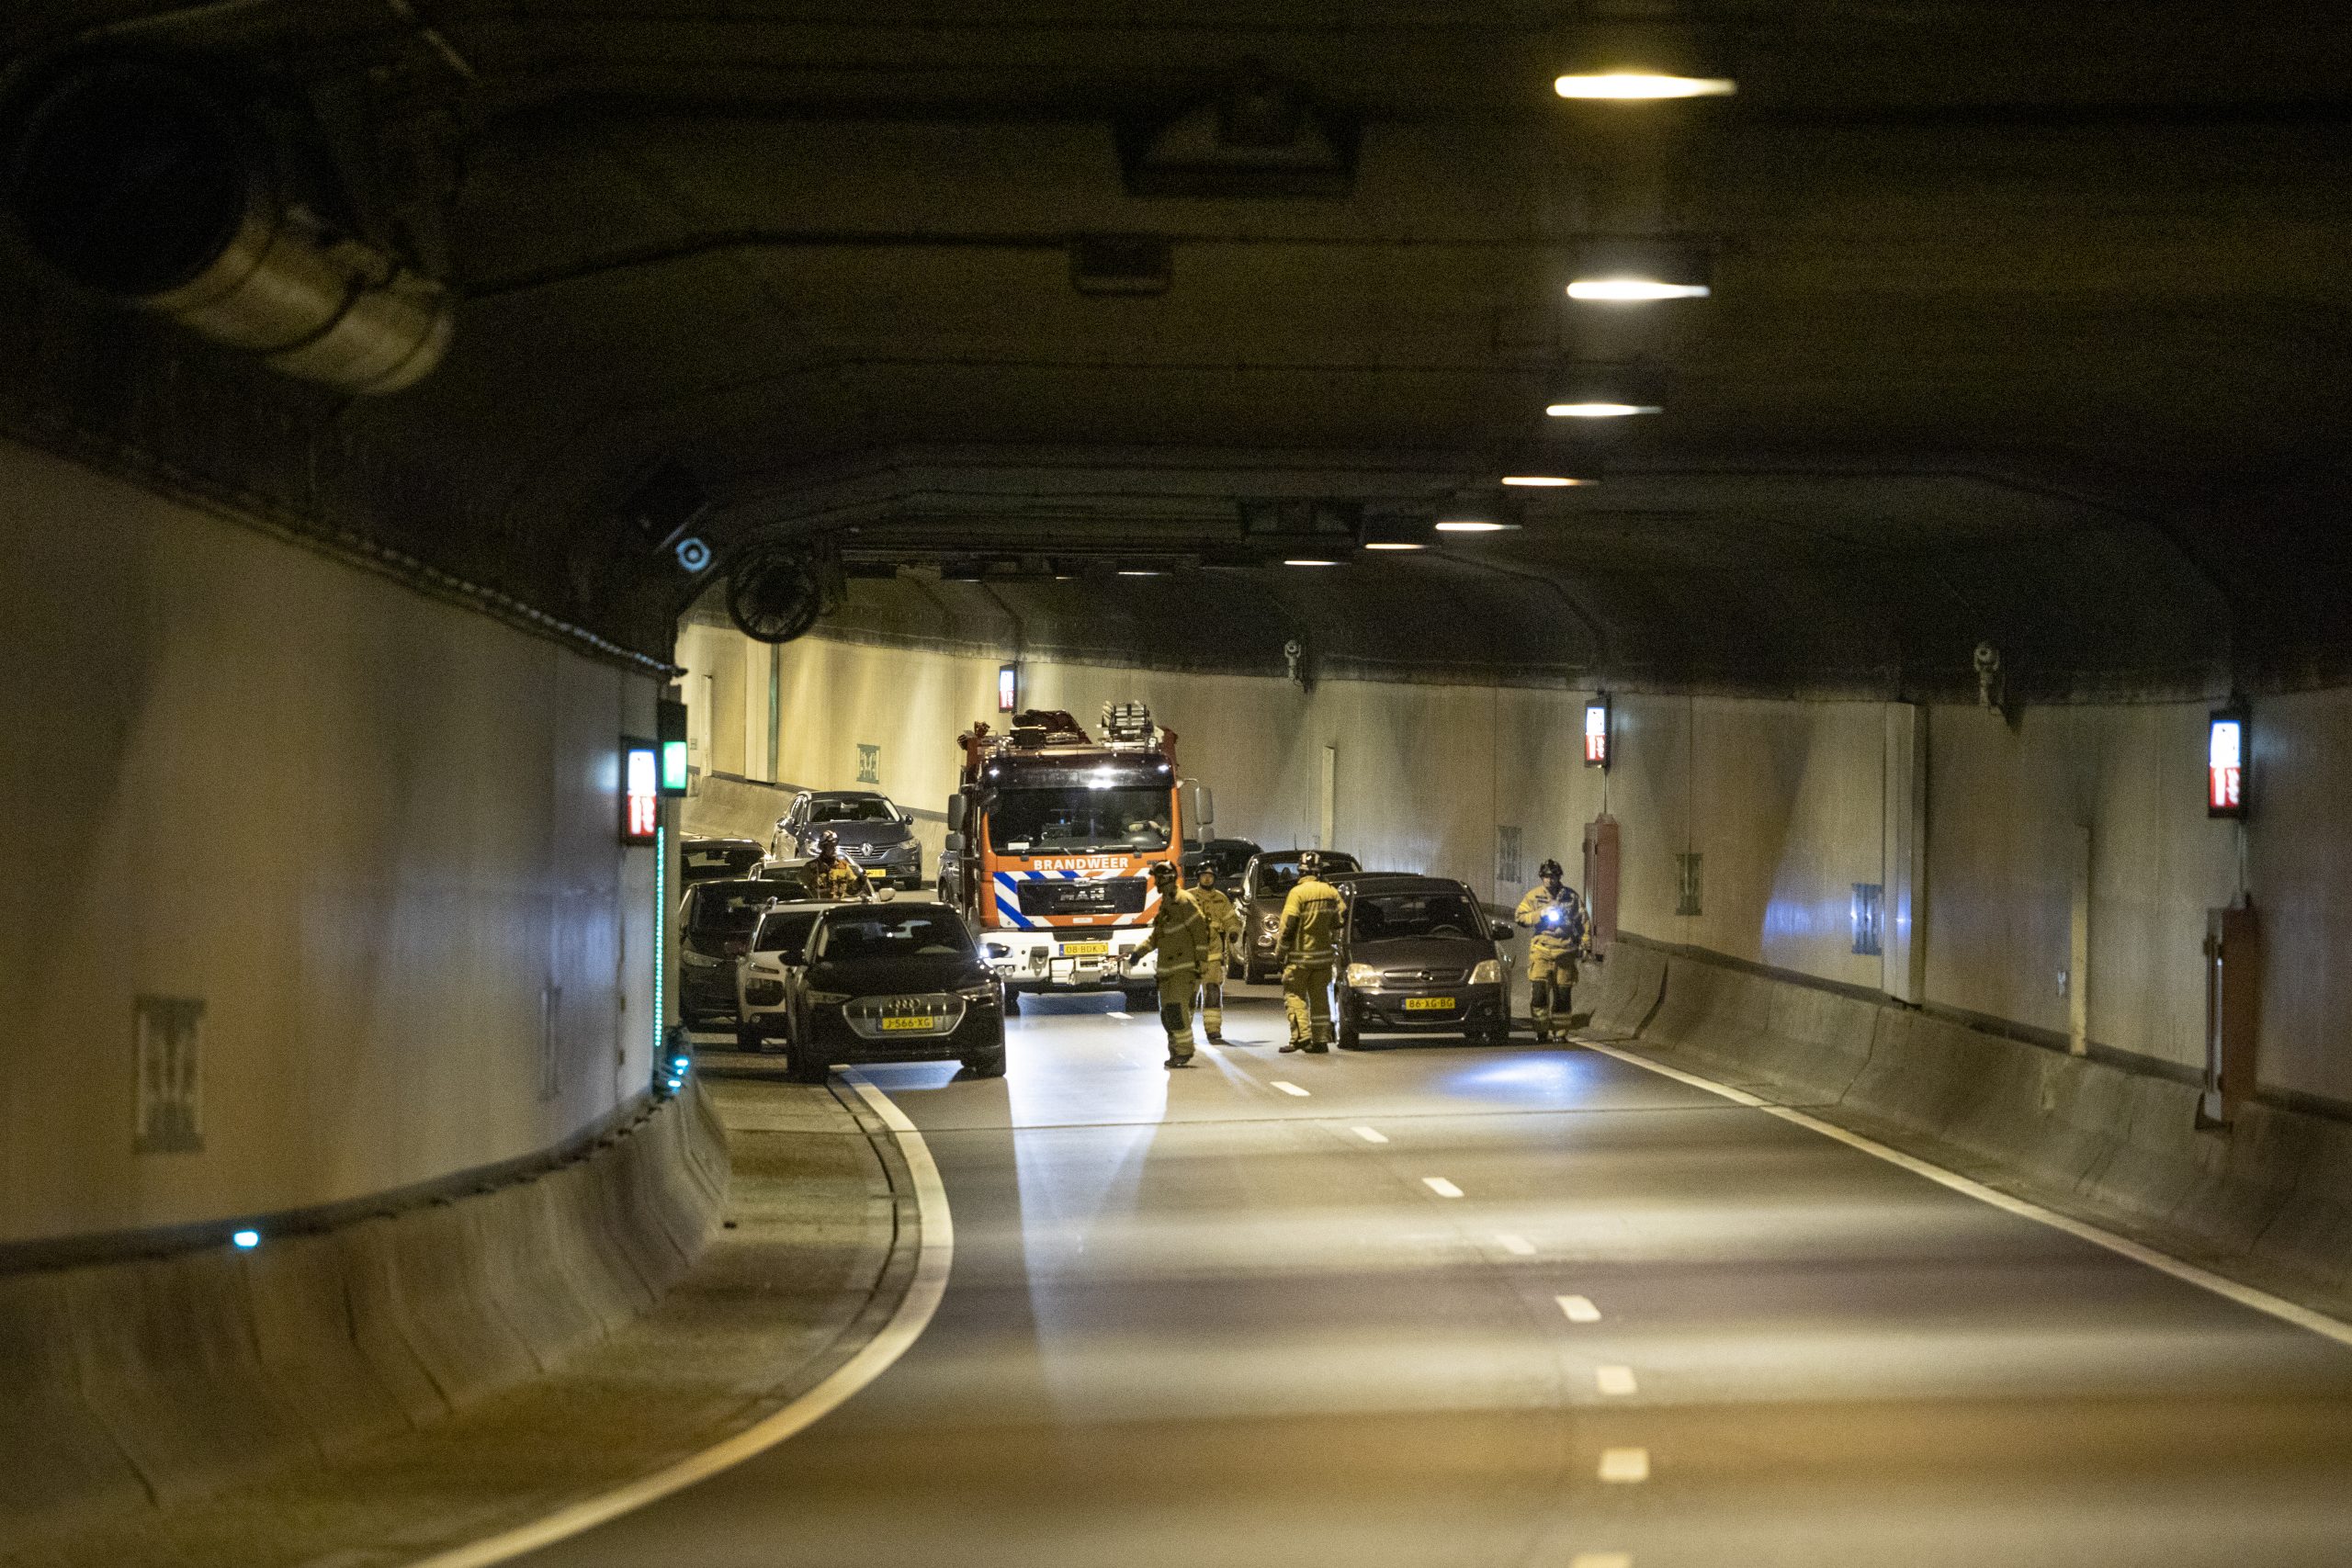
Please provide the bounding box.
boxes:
[1126,862,1211,1067]
[1190,863,1245,1043]
[802,830,867,901]
[1514,858,1590,1042]
[1277,852,1343,1053]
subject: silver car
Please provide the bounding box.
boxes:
[734,899,831,1052]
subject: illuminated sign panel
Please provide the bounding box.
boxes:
[998,663,1018,713]
[1583,697,1611,769]
[657,699,690,795]
[2208,709,2247,818]
[623,738,660,843]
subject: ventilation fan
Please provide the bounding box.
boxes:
[725,542,827,644]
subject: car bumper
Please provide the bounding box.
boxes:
[1340,983,1508,1032]
[980,930,1155,991]
[798,1005,1003,1065]
[682,964,739,1020]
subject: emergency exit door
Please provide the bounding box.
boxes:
[1582,814,1620,951]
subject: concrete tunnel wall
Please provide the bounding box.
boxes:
[682,620,2352,1113]
[0,436,669,1249]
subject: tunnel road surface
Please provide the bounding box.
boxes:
[519,994,2352,1567]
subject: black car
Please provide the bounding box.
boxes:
[1236,849,1363,982]
[774,789,924,890]
[677,878,782,1026]
[783,903,1006,1084]
[682,837,765,886]
[1329,873,1514,1049]
[1181,836,1262,881]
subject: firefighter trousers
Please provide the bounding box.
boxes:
[1283,961,1334,1047]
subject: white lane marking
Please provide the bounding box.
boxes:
[1597,1447,1650,1483]
[1571,1555,1634,1568]
[1557,1293,1602,1323]
[1594,1364,1639,1396]
[402,1069,953,1568]
[1422,1176,1464,1199]
[1271,1080,1311,1098]
[1351,1124,1390,1144]
[1579,1039,2352,1352]
[1497,1233,1536,1256]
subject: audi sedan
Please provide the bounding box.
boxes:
[1329,874,1515,1049]
[783,903,1005,1083]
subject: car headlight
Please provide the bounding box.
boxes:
[956,982,1000,1002]
[1469,959,1504,986]
[1345,963,1382,988]
[683,950,721,968]
[805,989,852,1005]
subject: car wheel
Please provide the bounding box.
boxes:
[1002,989,1022,1016]
[961,1048,1007,1078]
[1337,1022,1363,1051]
[735,1025,758,1052]
[785,1043,830,1085]
[1123,985,1157,1013]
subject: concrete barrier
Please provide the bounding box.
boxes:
[1579,941,1665,1039]
[1619,939,2352,1311]
[0,1085,726,1547]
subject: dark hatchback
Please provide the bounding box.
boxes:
[784,903,1006,1084]
[682,837,766,886]
[677,878,782,1026]
[1329,874,1514,1049]
[1237,849,1363,982]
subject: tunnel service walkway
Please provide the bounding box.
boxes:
[2,1075,918,1568]
[494,992,2352,1568]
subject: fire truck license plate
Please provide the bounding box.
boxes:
[1404,997,1455,1012]
[1061,942,1111,957]
[881,1015,940,1032]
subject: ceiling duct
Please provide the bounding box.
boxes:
[1,60,452,395]
[1120,67,1357,198]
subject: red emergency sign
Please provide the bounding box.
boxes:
[2207,711,2246,819]
[623,739,661,844]
[1584,697,1611,769]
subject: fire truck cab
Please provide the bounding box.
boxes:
[948,703,1191,1006]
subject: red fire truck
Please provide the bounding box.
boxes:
[946,703,1195,1008]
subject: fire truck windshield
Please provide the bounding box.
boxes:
[988,784,1173,855]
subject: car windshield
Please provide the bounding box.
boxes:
[753,909,823,958]
[1351,889,1486,942]
[1251,852,1361,897]
[988,785,1172,854]
[686,882,777,934]
[684,843,762,874]
[808,797,896,824]
[819,908,975,961]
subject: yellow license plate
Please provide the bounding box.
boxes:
[1403,996,1456,1012]
[880,1015,938,1032]
[1061,942,1111,957]
[866,868,889,879]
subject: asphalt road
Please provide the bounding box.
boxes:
[530,989,2352,1567]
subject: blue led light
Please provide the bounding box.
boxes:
[232,1229,261,1249]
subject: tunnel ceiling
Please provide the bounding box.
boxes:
[6,2,2352,697]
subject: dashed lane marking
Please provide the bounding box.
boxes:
[1271,1080,1310,1097]
[1497,1233,1536,1256]
[1597,1448,1650,1483]
[1351,1125,1390,1144]
[1557,1293,1601,1323]
[1578,1038,2352,1352]
[1570,1554,1634,1568]
[1422,1177,1464,1198]
[1594,1364,1639,1396]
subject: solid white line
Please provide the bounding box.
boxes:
[1497,1233,1536,1256]
[401,1069,954,1568]
[1594,1364,1638,1396]
[1422,1176,1464,1199]
[1272,1080,1311,1098]
[1352,1125,1390,1145]
[1557,1293,1601,1323]
[1597,1447,1650,1483]
[1579,1039,2352,1352]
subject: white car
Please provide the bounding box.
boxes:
[734,900,831,1052]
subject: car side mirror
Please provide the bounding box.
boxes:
[945,830,965,852]
[1493,923,1515,941]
